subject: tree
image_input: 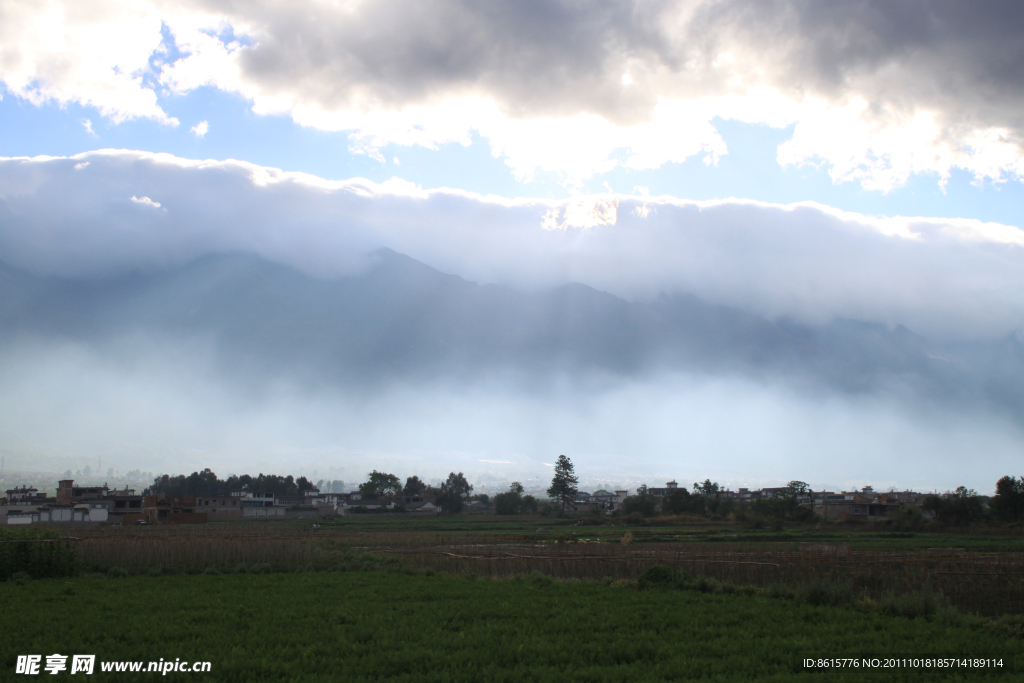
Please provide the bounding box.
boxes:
[403,476,426,496]
[493,492,521,515]
[358,471,402,498]
[785,481,809,501]
[921,494,945,520]
[547,455,579,512]
[692,479,721,515]
[494,482,526,514]
[923,486,984,525]
[661,486,694,515]
[437,472,473,514]
[990,475,1024,522]
[622,486,657,517]
[946,486,984,525]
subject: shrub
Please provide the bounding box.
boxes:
[638,565,691,591]
[694,577,720,593]
[107,566,130,578]
[879,587,955,619]
[526,570,552,587]
[493,492,521,515]
[797,580,853,607]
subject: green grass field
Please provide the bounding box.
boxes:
[2,570,1019,682]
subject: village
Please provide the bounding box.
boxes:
[1,477,930,526]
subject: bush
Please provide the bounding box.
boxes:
[879,587,955,619]
[493,492,522,515]
[107,566,130,578]
[621,495,657,517]
[797,580,853,607]
[523,570,552,587]
[638,564,691,591]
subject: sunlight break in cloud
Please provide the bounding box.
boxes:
[3,2,1024,189]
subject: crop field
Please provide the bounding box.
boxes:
[10,517,1020,618]
[2,570,1021,682]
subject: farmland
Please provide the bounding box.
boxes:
[8,514,1021,617]
[3,515,1023,680]
[2,570,1020,682]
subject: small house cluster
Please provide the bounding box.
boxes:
[3,477,932,525]
[575,481,927,520]
[2,480,442,526]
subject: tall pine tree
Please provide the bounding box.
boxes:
[547,455,578,512]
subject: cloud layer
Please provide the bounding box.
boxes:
[3,332,1021,492]
[3,1,1024,187]
[2,150,1024,341]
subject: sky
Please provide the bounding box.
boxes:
[2,1,1024,493]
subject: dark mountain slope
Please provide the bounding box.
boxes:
[1,248,1019,416]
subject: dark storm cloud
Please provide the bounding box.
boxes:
[6,1,1024,184]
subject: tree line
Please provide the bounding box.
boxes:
[355,470,475,513]
[618,477,1024,526]
[148,469,318,497]
[145,463,1024,525]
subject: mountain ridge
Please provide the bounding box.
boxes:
[1,248,1020,417]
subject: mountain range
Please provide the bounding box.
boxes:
[2,248,1022,418]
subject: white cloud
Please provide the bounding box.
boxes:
[2,2,1024,188]
[2,150,1024,341]
[190,120,209,138]
[81,119,96,136]
[130,194,161,208]
[0,0,178,125]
